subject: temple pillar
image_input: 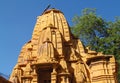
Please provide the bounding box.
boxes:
[59,73,70,83]
[25,79,31,83]
[32,75,37,83]
[51,63,57,83]
[51,72,57,83]
[32,65,37,83]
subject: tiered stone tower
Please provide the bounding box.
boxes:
[9,9,117,83]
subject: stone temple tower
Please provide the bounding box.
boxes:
[9,8,117,83]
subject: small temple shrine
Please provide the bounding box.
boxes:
[9,8,117,83]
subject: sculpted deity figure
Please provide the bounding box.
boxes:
[75,60,91,83]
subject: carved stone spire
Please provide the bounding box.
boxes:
[9,8,117,83]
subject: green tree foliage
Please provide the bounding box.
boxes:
[106,19,120,81]
[71,8,108,50]
[71,8,120,82]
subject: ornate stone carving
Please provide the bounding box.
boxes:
[9,8,117,83]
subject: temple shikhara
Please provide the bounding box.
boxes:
[9,8,117,83]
